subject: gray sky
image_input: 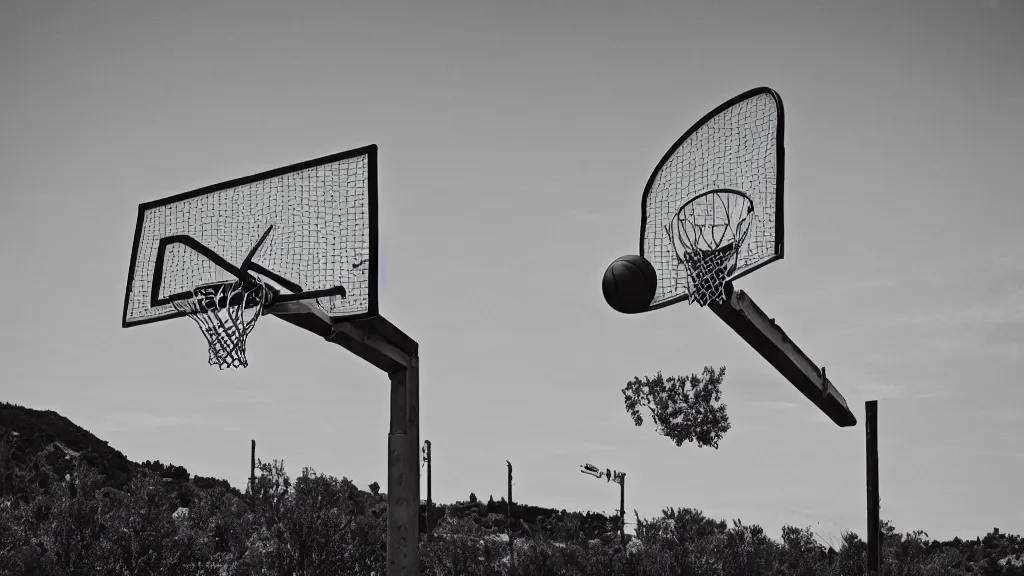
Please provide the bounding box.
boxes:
[2,0,1022,543]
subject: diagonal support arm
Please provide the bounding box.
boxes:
[709,287,857,427]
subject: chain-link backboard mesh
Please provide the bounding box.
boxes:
[122,146,377,327]
[641,88,783,309]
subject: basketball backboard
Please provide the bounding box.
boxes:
[641,87,784,309]
[121,145,378,328]
[603,87,855,427]
[118,144,422,573]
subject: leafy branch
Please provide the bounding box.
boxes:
[622,366,731,449]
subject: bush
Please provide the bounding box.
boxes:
[2,448,1022,576]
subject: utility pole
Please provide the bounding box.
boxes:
[581,463,627,550]
[616,471,626,550]
[507,460,514,567]
[866,400,880,576]
[422,441,431,540]
[249,440,256,498]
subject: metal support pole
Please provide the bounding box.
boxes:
[269,272,421,576]
[866,400,880,576]
[388,356,420,576]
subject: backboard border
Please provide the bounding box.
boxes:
[639,87,785,312]
[121,144,379,328]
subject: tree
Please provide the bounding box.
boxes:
[777,525,828,576]
[622,366,731,448]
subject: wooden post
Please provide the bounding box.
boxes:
[507,460,514,567]
[249,440,256,497]
[866,400,880,576]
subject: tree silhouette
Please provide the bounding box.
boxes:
[622,366,731,449]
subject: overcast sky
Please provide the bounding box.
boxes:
[2,0,1022,543]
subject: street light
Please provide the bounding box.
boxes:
[580,463,627,549]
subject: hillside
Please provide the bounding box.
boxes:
[0,402,135,493]
[0,401,606,534]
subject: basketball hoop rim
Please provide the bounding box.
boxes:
[677,187,753,208]
[672,188,755,222]
[167,278,279,309]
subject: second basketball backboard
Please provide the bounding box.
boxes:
[641,87,784,309]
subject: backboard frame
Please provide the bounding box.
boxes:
[639,86,786,311]
[121,145,379,328]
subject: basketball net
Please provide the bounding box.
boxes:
[666,190,754,307]
[171,278,270,369]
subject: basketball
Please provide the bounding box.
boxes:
[602,255,657,314]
